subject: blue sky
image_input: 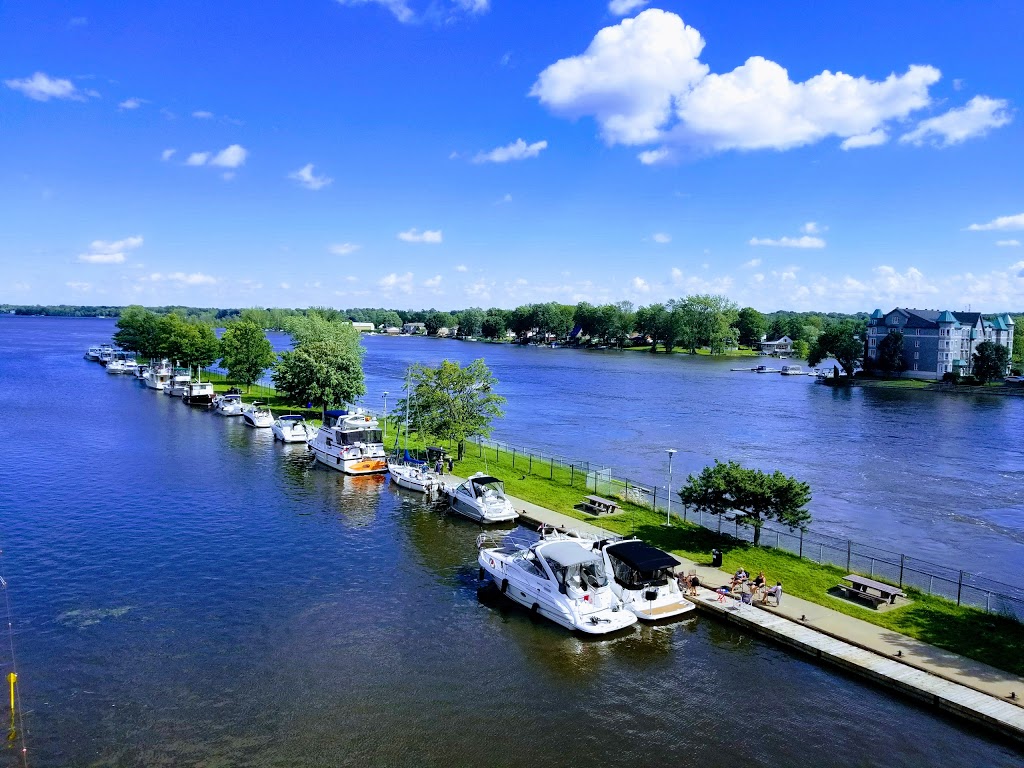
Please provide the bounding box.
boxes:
[2,0,1022,312]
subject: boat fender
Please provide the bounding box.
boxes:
[531,603,540,616]
[500,579,508,594]
[489,558,495,567]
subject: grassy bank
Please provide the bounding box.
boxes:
[449,438,1022,676]
[196,370,1022,675]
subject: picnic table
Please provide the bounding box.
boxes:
[837,574,905,609]
[581,494,620,516]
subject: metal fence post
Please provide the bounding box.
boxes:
[776,530,780,549]
[799,529,804,558]
[571,465,574,487]
[899,554,905,588]
[818,544,822,563]
[653,486,657,511]
[957,571,964,606]
[846,540,851,572]
[717,514,722,536]
[683,504,687,523]
[550,458,553,480]
[512,448,516,468]
[529,454,532,474]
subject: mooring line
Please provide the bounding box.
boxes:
[0,549,29,767]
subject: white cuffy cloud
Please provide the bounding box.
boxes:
[192,110,214,119]
[899,96,1011,147]
[749,236,826,249]
[78,235,144,264]
[996,240,1021,247]
[473,139,548,163]
[161,148,177,161]
[119,97,145,110]
[398,228,442,244]
[378,272,414,294]
[652,233,671,244]
[329,243,361,255]
[288,163,333,190]
[210,144,247,168]
[967,213,1024,232]
[424,275,443,288]
[144,272,217,285]
[5,72,86,101]
[186,152,211,166]
[530,10,990,158]
[609,0,648,16]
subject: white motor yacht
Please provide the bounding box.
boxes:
[144,362,172,390]
[478,531,637,635]
[85,345,102,361]
[272,414,313,443]
[98,346,115,366]
[781,365,804,376]
[308,410,387,475]
[214,394,245,416]
[241,401,273,428]
[597,539,695,621]
[182,381,216,407]
[165,372,191,397]
[448,473,518,524]
[106,358,127,374]
[123,357,139,375]
[134,363,148,380]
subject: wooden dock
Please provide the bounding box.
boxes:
[688,588,1024,744]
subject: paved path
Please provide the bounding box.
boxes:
[442,475,1024,718]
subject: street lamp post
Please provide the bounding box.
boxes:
[665,448,677,526]
[382,391,389,439]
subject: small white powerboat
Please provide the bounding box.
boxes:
[478,530,637,635]
[597,539,695,621]
[85,345,102,361]
[144,362,172,390]
[182,381,216,407]
[242,401,273,428]
[214,393,245,416]
[448,473,518,524]
[106,358,127,374]
[781,365,804,376]
[272,414,313,443]
[165,372,191,397]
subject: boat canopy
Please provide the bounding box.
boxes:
[605,541,678,572]
[221,394,241,401]
[469,475,504,496]
[541,541,601,568]
[279,414,305,421]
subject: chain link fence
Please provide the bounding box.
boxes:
[468,435,1024,622]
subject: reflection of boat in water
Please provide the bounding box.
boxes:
[478,529,637,635]
[309,410,388,475]
[597,539,695,621]
[448,473,519,524]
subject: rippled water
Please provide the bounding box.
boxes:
[0,317,1019,766]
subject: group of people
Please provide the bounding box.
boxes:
[729,568,783,605]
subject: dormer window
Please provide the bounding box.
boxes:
[889,315,899,325]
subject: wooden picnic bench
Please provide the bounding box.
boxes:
[837,574,905,609]
[581,494,621,516]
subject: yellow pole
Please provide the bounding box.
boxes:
[7,672,14,715]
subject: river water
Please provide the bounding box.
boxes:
[0,317,1020,766]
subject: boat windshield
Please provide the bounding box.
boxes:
[550,560,609,593]
[337,429,382,445]
[471,478,505,497]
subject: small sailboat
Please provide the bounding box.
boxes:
[386,375,440,493]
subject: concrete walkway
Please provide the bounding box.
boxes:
[443,475,1024,712]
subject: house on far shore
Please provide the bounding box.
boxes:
[350,321,375,333]
[759,335,794,356]
[865,307,1015,379]
[384,326,401,335]
[402,322,426,335]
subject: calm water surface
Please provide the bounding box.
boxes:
[0,317,1020,766]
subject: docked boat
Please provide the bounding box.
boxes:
[105,358,127,374]
[241,401,273,428]
[123,357,139,375]
[98,345,115,365]
[165,372,191,397]
[781,365,804,376]
[755,365,778,374]
[597,539,695,621]
[448,473,519,524]
[386,376,441,493]
[85,345,102,361]
[477,530,637,635]
[182,381,216,407]
[134,363,149,380]
[308,410,387,474]
[214,393,245,416]
[272,414,314,443]
[144,362,172,390]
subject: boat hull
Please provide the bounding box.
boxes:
[311,444,387,474]
[479,551,637,635]
[388,462,438,493]
[450,494,518,524]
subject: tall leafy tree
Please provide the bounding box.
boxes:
[806,321,864,376]
[402,359,505,460]
[284,314,364,353]
[679,460,811,546]
[876,331,907,377]
[456,307,484,337]
[156,314,221,369]
[972,341,1009,384]
[736,307,767,348]
[273,339,366,420]
[481,308,509,340]
[113,305,161,358]
[219,321,277,391]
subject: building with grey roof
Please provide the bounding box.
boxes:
[865,308,1015,379]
